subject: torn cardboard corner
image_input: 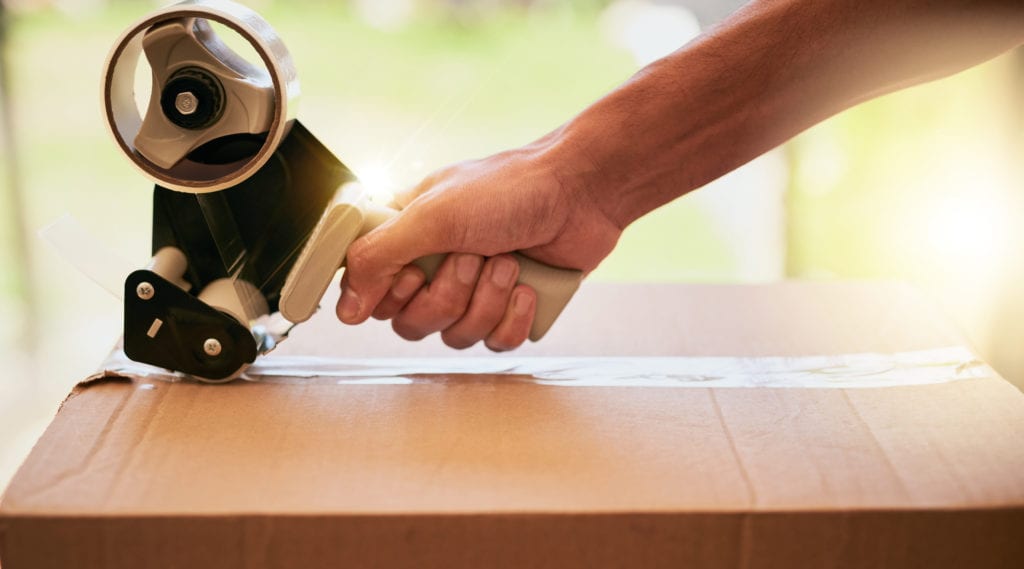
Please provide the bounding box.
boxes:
[2,282,1024,569]
[78,368,134,389]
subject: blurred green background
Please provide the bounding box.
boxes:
[0,0,1021,489]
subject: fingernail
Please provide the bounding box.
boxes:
[456,254,481,285]
[392,271,421,300]
[339,289,362,322]
[513,289,534,316]
[492,257,516,287]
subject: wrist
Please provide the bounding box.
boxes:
[539,111,642,230]
[547,60,700,229]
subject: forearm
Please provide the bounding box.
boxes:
[556,0,1024,228]
[339,0,1021,346]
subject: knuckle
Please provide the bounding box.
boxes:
[433,294,467,322]
[492,253,517,269]
[484,256,519,292]
[486,326,528,353]
[441,330,476,350]
[391,319,427,342]
[371,304,395,321]
[344,241,371,273]
[466,303,506,336]
[484,338,511,352]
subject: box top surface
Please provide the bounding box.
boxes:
[2,282,1023,517]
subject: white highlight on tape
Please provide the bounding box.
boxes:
[38,214,137,301]
[95,346,994,389]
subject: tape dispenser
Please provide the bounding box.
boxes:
[102,0,582,382]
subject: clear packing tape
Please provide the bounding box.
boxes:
[38,215,137,301]
[91,346,994,389]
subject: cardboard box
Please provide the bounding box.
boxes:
[2,282,1022,568]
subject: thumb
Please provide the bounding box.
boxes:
[336,199,460,324]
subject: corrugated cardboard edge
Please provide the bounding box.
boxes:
[1,341,131,503]
[0,367,137,552]
[0,362,126,568]
[2,508,1024,568]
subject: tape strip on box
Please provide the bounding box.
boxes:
[94,345,994,389]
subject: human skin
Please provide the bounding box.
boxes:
[337,0,1024,350]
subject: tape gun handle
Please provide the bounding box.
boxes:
[360,202,582,342]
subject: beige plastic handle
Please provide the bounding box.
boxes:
[280,187,582,342]
[360,203,583,342]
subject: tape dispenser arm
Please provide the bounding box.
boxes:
[127,121,351,383]
[106,1,351,382]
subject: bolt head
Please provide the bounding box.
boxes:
[203,338,222,357]
[136,282,154,300]
[175,91,198,115]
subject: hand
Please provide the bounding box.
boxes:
[336,132,622,350]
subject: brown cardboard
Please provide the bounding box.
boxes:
[2,282,1023,568]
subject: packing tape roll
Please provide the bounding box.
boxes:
[102,0,298,193]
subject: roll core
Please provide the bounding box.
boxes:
[102,0,299,193]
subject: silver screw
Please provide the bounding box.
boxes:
[175,91,198,115]
[203,338,222,357]
[136,282,154,300]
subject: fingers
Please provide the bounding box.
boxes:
[441,255,520,349]
[484,285,536,352]
[336,224,413,326]
[371,265,426,321]
[371,254,537,351]
[387,254,536,352]
[337,203,452,325]
[391,253,483,341]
